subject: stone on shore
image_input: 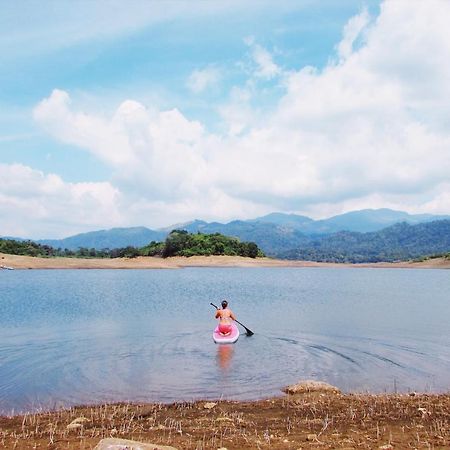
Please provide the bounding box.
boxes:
[203,401,217,409]
[282,380,341,395]
[94,437,178,450]
[66,416,89,430]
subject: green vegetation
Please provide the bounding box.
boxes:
[3,220,449,263]
[412,252,450,262]
[162,230,262,258]
[277,221,450,263]
[0,239,57,257]
[140,230,263,258]
[0,238,142,259]
[0,231,264,259]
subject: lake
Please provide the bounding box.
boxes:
[1,267,449,414]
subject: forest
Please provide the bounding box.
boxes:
[0,230,264,259]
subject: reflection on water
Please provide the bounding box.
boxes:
[0,267,450,414]
[216,344,234,372]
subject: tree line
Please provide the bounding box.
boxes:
[0,230,264,259]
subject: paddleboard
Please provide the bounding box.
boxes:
[213,322,239,344]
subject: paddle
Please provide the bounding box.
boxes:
[210,302,254,336]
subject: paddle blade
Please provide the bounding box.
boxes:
[236,319,254,336]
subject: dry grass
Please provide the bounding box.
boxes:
[1,392,449,449]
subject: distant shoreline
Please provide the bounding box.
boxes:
[1,252,449,269]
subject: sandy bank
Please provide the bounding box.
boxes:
[1,252,449,270]
[1,389,449,449]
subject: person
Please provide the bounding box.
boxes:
[215,300,236,335]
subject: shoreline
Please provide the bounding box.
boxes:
[1,386,449,449]
[1,252,450,270]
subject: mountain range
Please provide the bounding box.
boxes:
[279,220,450,262]
[2,208,450,259]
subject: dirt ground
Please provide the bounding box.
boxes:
[1,392,449,449]
[1,253,449,270]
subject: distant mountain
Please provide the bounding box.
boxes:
[278,220,450,262]
[163,209,450,255]
[250,209,450,234]
[170,220,310,255]
[309,208,450,234]
[158,219,209,233]
[38,227,166,251]
[1,236,28,242]
[249,212,314,228]
[166,219,210,234]
[3,208,449,255]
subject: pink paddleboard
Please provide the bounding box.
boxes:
[213,322,240,344]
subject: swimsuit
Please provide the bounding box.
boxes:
[218,323,232,335]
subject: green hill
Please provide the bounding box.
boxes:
[278,220,450,262]
[142,230,264,258]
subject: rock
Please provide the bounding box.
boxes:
[283,380,341,395]
[378,445,393,450]
[71,416,89,424]
[67,416,89,430]
[94,438,179,450]
[203,402,217,409]
[418,407,429,418]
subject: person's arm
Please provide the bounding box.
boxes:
[215,310,221,319]
[230,310,236,321]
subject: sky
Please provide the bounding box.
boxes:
[1,0,450,239]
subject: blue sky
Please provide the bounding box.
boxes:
[1,0,379,180]
[1,0,450,238]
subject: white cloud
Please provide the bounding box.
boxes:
[246,40,282,80]
[34,89,211,203]
[218,86,255,136]
[336,7,370,61]
[0,164,122,238]
[187,67,221,93]
[26,0,450,235]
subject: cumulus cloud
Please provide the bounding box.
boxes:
[187,66,221,93]
[336,7,370,61]
[28,0,450,234]
[218,86,255,136]
[34,90,209,201]
[0,163,122,238]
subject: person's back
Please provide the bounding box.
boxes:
[215,300,236,335]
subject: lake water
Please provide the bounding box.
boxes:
[1,267,449,414]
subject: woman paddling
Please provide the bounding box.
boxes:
[215,300,236,335]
